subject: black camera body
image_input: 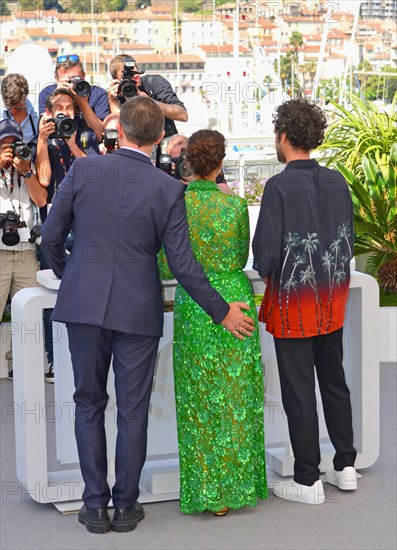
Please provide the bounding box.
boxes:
[11,141,32,162]
[49,114,78,140]
[69,76,91,98]
[0,210,21,246]
[28,221,42,244]
[103,129,118,152]
[173,148,193,181]
[117,59,144,103]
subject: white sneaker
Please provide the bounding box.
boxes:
[325,467,357,490]
[273,479,325,505]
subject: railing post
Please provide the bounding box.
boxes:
[238,154,245,198]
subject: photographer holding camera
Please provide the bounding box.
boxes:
[36,89,99,203]
[108,54,188,138]
[100,113,120,154]
[39,54,110,142]
[0,119,47,378]
[164,133,231,193]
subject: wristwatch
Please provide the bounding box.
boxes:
[21,170,33,178]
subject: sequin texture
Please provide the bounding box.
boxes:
[160,179,268,514]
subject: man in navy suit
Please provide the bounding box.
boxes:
[41,96,254,534]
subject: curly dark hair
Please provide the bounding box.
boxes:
[1,73,29,107]
[273,99,327,151]
[186,130,226,179]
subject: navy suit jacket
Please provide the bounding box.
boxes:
[41,148,229,336]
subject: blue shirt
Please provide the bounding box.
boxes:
[38,84,110,121]
[2,98,39,145]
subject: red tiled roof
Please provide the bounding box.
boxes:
[102,43,154,51]
[197,44,251,54]
[25,28,51,37]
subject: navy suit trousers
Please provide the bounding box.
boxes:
[67,323,160,509]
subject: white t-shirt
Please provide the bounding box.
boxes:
[0,167,36,252]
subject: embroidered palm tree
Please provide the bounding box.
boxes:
[322,250,335,328]
[299,265,317,318]
[302,233,322,333]
[337,222,352,259]
[284,252,306,336]
[326,237,342,332]
[279,232,301,337]
[262,272,277,323]
[337,257,349,300]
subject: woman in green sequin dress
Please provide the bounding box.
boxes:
[161,130,268,515]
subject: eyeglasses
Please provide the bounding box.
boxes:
[56,54,80,63]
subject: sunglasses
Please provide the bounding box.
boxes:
[56,54,80,63]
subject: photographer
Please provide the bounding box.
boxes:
[39,54,110,142]
[100,113,120,154]
[164,133,230,193]
[108,54,188,137]
[0,119,47,379]
[36,89,99,205]
[1,73,39,145]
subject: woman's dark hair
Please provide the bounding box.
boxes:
[273,99,327,151]
[186,130,226,179]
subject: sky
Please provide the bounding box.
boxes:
[333,1,363,14]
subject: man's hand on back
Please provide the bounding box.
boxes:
[221,302,255,340]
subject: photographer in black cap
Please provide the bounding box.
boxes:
[0,119,47,379]
[108,54,188,138]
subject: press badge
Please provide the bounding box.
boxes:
[18,227,31,241]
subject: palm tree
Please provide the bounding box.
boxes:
[284,251,306,336]
[303,60,317,94]
[279,232,301,336]
[302,233,322,332]
[289,31,303,97]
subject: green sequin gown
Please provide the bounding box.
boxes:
[160,179,268,514]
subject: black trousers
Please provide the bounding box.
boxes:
[67,323,160,509]
[274,328,357,486]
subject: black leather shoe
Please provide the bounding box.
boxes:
[78,505,111,534]
[111,502,145,533]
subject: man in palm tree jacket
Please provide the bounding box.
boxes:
[253,99,358,505]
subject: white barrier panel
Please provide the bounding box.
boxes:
[11,270,379,507]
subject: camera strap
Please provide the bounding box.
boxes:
[56,143,74,181]
[1,166,20,193]
[1,168,22,220]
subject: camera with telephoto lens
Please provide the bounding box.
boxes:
[0,210,21,246]
[48,113,78,139]
[117,58,144,103]
[11,141,32,162]
[103,129,118,152]
[173,148,193,181]
[69,76,91,98]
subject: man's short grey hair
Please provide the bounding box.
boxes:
[120,96,164,147]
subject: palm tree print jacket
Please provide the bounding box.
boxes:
[253,159,354,338]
